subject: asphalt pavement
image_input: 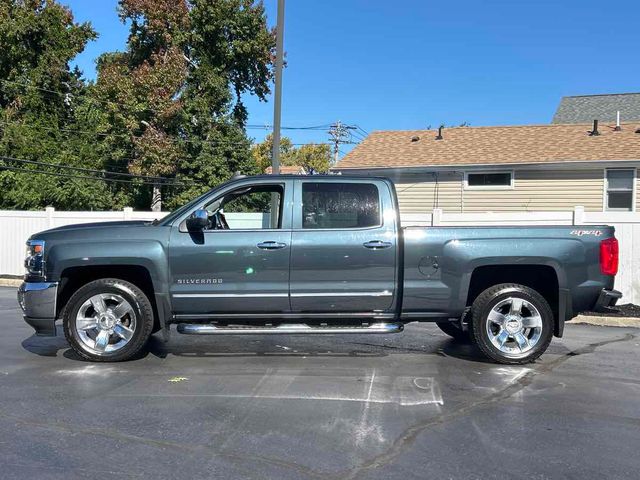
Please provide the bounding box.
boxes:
[1,286,639,479]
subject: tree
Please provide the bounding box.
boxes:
[94,0,276,211]
[251,133,295,173]
[291,143,331,173]
[251,134,331,174]
[188,0,276,126]
[0,0,276,211]
[0,0,108,210]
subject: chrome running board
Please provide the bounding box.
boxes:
[176,322,404,335]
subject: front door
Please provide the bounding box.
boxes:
[289,179,397,313]
[169,182,292,314]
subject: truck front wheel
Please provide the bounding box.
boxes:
[469,283,553,364]
[63,278,154,362]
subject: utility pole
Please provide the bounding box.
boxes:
[328,121,356,164]
[271,0,285,175]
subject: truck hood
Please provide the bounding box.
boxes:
[31,220,152,240]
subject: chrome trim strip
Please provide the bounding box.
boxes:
[173,291,393,299]
[177,322,404,335]
[173,312,396,320]
[173,293,289,298]
[290,291,392,298]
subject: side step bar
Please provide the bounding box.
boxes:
[176,322,404,335]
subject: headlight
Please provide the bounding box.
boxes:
[25,239,45,278]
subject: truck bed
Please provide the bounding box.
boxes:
[401,225,615,320]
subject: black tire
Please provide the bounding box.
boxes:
[63,278,154,362]
[468,283,554,365]
[436,321,470,342]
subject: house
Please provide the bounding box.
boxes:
[265,165,306,174]
[333,122,640,213]
[553,93,640,124]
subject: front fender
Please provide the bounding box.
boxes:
[46,241,169,295]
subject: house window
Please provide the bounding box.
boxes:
[465,171,513,189]
[605,169,635,211]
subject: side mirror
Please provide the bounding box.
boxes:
[186,209,209,231]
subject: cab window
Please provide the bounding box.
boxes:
[302,182,380,229]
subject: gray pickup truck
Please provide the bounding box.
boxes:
[18,175,621,364]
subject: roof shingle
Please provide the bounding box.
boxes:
[335,122,640,170]
[553,93,640,124]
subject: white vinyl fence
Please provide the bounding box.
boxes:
[1,206,639,304]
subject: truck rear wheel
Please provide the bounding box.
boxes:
[468,283,553,364]
[63,278,154,362]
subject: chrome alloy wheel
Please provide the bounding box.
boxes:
[75,293,136,355]
[485,297,543,358]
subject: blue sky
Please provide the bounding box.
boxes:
[62,0,640,155]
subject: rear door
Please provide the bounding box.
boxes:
[289,179,397,313]
[168,181,293,314]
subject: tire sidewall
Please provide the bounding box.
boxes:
[63,279,152,361]
[472,285,553,363]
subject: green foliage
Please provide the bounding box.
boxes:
[292,143,332,173]
[0,0,109,210]
[0,0,275,211]
[251,133,295,173]
[189,0,276,125]
[93,0,274,210]
[251,134,331,173]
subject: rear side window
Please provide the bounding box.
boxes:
[302,182,380,229]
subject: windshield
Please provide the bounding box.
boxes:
[156,188,215,226]
[156,176,247,226]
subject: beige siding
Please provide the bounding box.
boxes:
[636,169,640,210]
[391,169,606,213]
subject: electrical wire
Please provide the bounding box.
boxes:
[1,81,341,144]
[0,155,192,186]
[245,123,332,130]
[0,155,176,182]
[0,164,188,186]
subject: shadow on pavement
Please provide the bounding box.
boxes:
[20,324,492,364]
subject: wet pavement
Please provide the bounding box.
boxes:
[1,286,639,479]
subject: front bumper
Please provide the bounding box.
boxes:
[594,288,623,311]
[17,282,58,336]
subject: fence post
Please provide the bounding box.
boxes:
[432,208,443,226]
[45,206,55,228]
[123,207,133,221]
[573,206,585,225]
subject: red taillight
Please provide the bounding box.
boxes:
[600,237,619,276]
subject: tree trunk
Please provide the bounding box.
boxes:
[151,183,162,212]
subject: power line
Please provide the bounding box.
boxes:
[328,121,358,164]
[0,155,192,186]
[0,163,185,186]
[0,78,155,115]
[1,81,361,153]
[246,124,331,131]
[1,80,340,146]
[355,125,370,136]
[0,119,252,150]
[350,130,367,141]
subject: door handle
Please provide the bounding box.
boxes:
[257,241,287,250]
[363,240,393,250]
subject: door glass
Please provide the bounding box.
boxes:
[302,183,380,229]
[205,185,283,230]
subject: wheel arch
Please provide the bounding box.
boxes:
[465,264,562,336]
[57,265,160,331]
